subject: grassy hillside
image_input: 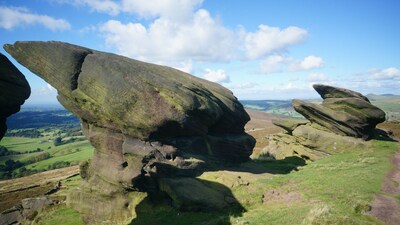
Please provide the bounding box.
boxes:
[26,137,398,225]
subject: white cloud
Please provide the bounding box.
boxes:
[0,6,71,30]
[307,73,329,82]
[244,25,307,59]
[260,55,324,74]
[100,9,236,63]
[202,68,230,83]
[294,55,324,71]
[81,0,120,15]
[121,0,203,21]
[370,67,400,80]
[260,55,287,73]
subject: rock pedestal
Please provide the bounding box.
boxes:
[4,41,254,224]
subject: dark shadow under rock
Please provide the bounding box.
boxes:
[129,178,245,225]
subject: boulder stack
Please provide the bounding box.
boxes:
[0,53,30,140]
[257,84,386,161]
[4,41,254,224]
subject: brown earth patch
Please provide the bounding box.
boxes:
[370,151,400,225]
[262,189,301,205]
[370,194,400,225]
[245,109,284,156]
[0,166,79,212]
[377,121,400,141]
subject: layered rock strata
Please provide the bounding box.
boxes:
[0,53,30,140]
[4,41,254,223]
[257,84,386,161]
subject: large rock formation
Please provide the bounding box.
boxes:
[4,41,254,224]
[0,53,30,140]
[256,84,386,161]
[293,84,385,139]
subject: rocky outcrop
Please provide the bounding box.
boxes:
[256,84,386,161]
[4,41,254,223]
[293,84,385,139]
[0,53,30,140]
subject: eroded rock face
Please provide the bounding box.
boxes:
[293,84,385,139]
[4,41,254,223]
[256,84,386,161]
[0,53,30,140]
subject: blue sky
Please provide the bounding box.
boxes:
[1,0,399,104]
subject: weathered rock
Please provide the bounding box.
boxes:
[4,41,249,140]
[0,53,30,139]
[293,84,385,139]
[272,118,308,134]
[256,84,386,161]
[21,197,53,220]
[4,41,254,223]
[313,83,370,102]
[0,206,22,225]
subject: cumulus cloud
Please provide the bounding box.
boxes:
[260,55,287,73]
[290,55,324,71]
[260,55,324,74]
[202,69,230,83]
[244,25,307,59]
[0,6,71,30]
[100,9,236,62]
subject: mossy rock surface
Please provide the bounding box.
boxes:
[292,84,385,139]
[4,41,249,140]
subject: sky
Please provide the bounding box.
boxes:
[0,0,399,105]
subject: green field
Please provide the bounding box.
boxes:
[0,122,93,179]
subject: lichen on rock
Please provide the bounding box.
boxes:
[4,41,254,224]
[256,84,386,161]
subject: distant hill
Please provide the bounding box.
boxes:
[6,109,80,129]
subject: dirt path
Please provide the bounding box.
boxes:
[370,151,400,225]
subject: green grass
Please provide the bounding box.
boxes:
[34,206,85,225]
[34,139,397,225]
[0,136,53,153]
[232,139,397,224]
[26,141,93,170]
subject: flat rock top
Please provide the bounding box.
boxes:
[4,41,249,140]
